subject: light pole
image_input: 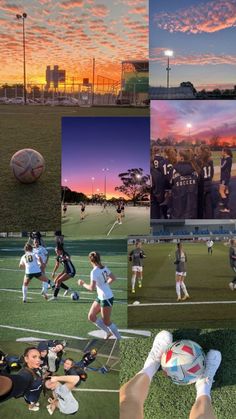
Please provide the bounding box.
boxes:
[186,123,192,139]
[102,168,109,199]
[164,50,173,89]
[16,13,27,104]
[91,177,95,198]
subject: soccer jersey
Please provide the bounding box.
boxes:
[199,160,214,192]
[19,368,43,404]
[171,162,198,219]
[56,251,76,276]
[54,383,79,415]
[90,266,113,300]
[129,248,145,267]
[175,250,187,273]
[0,372,33,402]
[206,240,213,248]
[229,246,236,269]
[33,246,48,264]
[20,252,41,274]
[221,156,232,185]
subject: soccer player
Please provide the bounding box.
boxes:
[219,148,233,213]
[45,375,80,415]
[197,145,214,219]
[170,149,199,219]
[116,203,122,224]
[78,251,121,340]
[229,238,236,291]
[151,148,166,219]
[80,202,86,220]
[174,242,190,302]
[19,243,49,303]
[120,331,222,419]
[206,239,214,255]
[48,246,76,301]
[62,203,67,217]
[129,240,146,293]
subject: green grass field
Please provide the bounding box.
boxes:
[0,238,127,340]
[0,339,119,419]
[128,241,236,328]
[62,205,150,239]
[120,328,236,419]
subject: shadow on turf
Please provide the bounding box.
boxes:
[173,329,236,388]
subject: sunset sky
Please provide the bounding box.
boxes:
[151,101,236,145]
[0,0,147,85]
[62,117,149,199]
[150,0,236,90]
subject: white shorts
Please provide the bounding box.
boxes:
[176,272,186,277]
[132,266,143,273]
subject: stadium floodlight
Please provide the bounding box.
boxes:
[16,13,27,104]
[91,177,95,197]
[102,168,109,199]
[164,50,173,89]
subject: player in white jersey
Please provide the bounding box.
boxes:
[206,240,214,255]
[78,251,121,340]
[19,243,49,303]
[32,238,54,293]
[45,375,80,415]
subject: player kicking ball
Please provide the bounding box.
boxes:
[19,243,49,303]
[120,331,222,419]
[129,240,146,293]
[174,243,190,302]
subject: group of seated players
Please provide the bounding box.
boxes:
[0,340,97,415]
[151,145,233,219]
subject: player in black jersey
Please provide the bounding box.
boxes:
[129,240,146,293]
[170,149,199,219]
[48,245,76,301]
[219,148,233,213]
[80,202,86,220]
[116,203,122,224]
[62,203,67,217]
[197,145,214,219]
[151,148,166,219]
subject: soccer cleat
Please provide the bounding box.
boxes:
[145,331,173,364]
[131,289,135,293]
[229,282,235,291]
[29,405,40,412]
[48,296,58,302]
[177,297,181,302]
[47,405,54,415]
[220,208,230,213]
[35,403,40,407]
[182,294,190,301]
[138,280,142,288]
[198,350,222,384]
[119,222,122,225]
[23,299,27,303]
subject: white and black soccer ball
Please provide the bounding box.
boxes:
[161,340,206,385]
[71,291,79,301]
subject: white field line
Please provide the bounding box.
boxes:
[73,388,119,393]
[0,267,127,281]
[0,288,127,301]
[0,325,86,340]
[128,301,236,307]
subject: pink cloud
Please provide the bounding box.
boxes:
[89,4,109,17]
[150,48,236,66]
[60,0,83,9]
[154,0,236,34]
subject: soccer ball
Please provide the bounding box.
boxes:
[161,340,206,385]
[10,148,45,184]
[71,291,79,301]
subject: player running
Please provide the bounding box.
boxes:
[78,251,121,340]
[129,240,146,293]
[62,203,67,217]
[219,148,233,213]
[206,239,214,255]
[229,239,236,291]
[19,243,49,303]
[174,243,190,302]
[80,202,86,220]
[48,245,76,301]
[116,203,122,225]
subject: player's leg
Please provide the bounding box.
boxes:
[175,274,181,301]
[120,330,173,419]
[138,267,143,288]
[229,267,236,290]
[48,272,69,300]
[181,275,190,300]
[39,273,49,299]
[189,350,221,419]
[22,276,30,303]
[101,305,121,340]
[88,300,111,336]
[131,268,137,293]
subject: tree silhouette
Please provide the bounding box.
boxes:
[115,168,150,205]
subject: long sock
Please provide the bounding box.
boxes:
[60,283,69,290]
[22,285,28,300]
[42,281,48,293]
[54,287,60,297]
[176,281,181,298]
[47,279,54,287]
[95,318,110,334]
[180,282,188,295]
[107,323,121,340]
[131,274,136,290]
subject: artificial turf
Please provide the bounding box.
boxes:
[0,238,127,340]
[0,340,119,419]
[120,328,236,419]
[128,241,236,328]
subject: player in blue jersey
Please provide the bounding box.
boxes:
[48,245,76,301]
[219,148,233,213]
